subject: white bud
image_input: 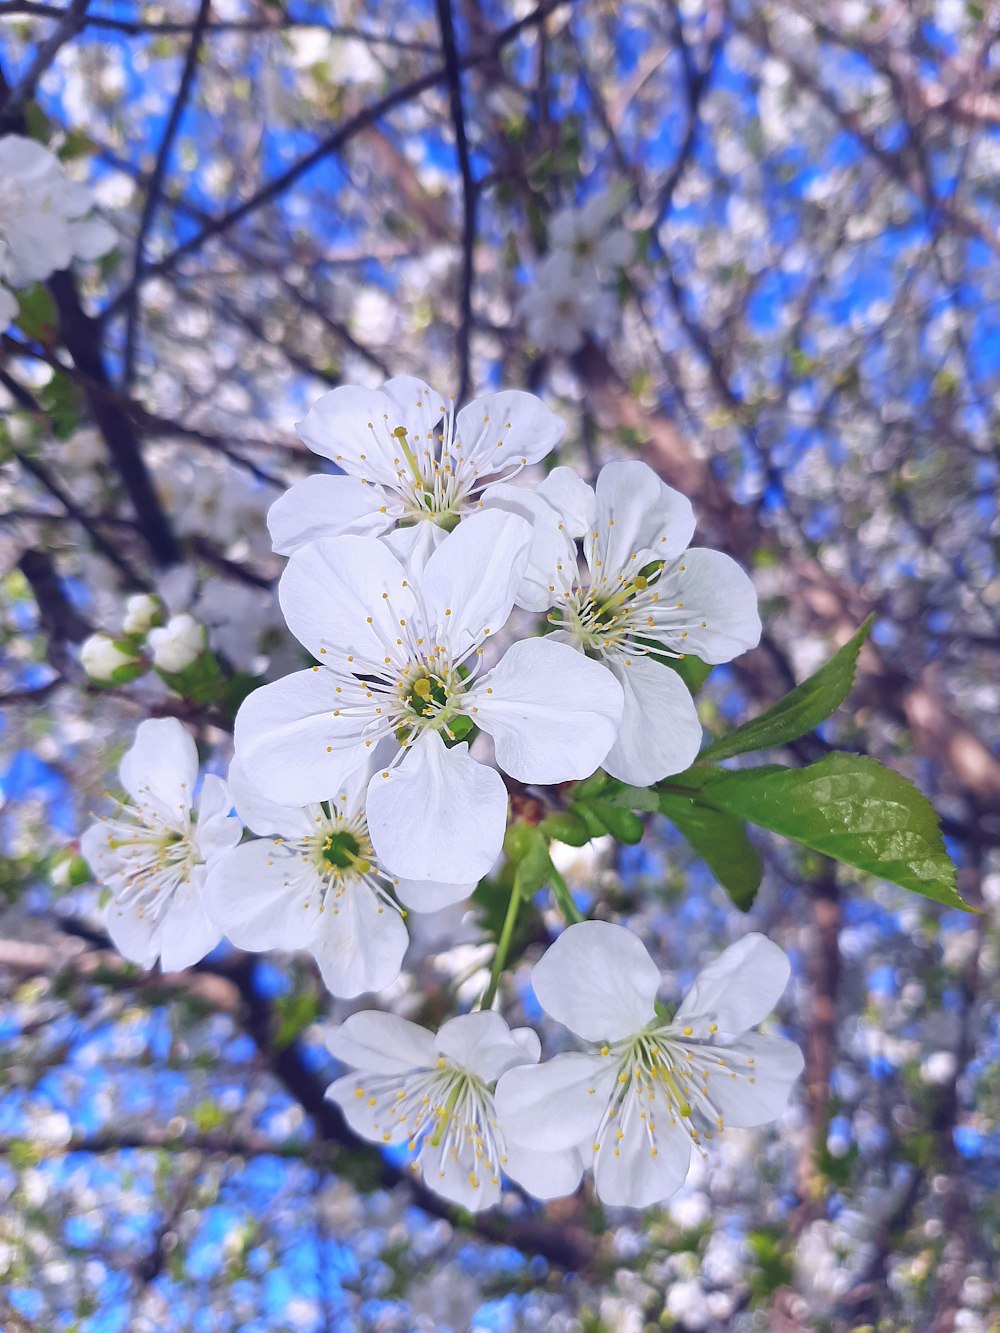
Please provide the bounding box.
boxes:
[80,632,140,681]
[121,592,162,636]
[147,613,206,673]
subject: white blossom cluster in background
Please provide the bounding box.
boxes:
[81,374,802,1212]
[0,132,115,329]
[519,191,634,353]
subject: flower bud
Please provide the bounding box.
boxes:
[121,592,163,636]
[80,632,142,683]
[147,613,207,674]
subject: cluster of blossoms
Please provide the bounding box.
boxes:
[83,374,800,1209]
[80,592,208,684]
[0,133,115,329]
[519,191,634,354]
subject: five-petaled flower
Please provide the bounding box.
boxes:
[326,1009,582,1211]
[81,718,240,971]
[494,921,803,1208]
[203,758,475,997]
[485,459,762,784]
[234,509,624,883]
[268,374,565,568]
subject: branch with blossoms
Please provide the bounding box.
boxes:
[70,368,963,1218]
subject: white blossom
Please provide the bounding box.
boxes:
[147,612,206,673]
[0,133,115,329]
[268,374,564,563]
[486,459,761,784]
[80,719,240,970]
[495,923,803,1208]
[203,759,475,998]
[80,632,141,682]
[235,510,623,882]
[121,593,163,637]
[326,1009,582,1210]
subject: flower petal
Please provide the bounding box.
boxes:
[193,774,242,861]
[234,669,374,807]
[227,757,318,839]
[589,460,696,575]
[455,389,564,473]
[420,509,531,647]
[326,1010,436,1074]
[531,920,660,1042]
[479,482,574,614]
[417,1122,503,1212]
[536,466,596,539]
[602,657,702,785]
[471,638,622,783]
[381,519,446,575]
[495,1052,616,1150]
[267,474,394,556]
[311,885,409,997]
[393,875,475,912]
[278,532,414,664]
[673,933,791,1033]
[295,383,426,486]
[201,842,325,952]
[326,1073,414,1145]
[119,718,199,827]
[502,1141,584,1200]
[156,882,224,972]
[592,1106,692,1208]
[665,548,761,662]
[366,733,507,883]
[435,1011,538,1083]
[698,1032,804,1127]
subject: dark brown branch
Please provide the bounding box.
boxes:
[436,0,478,401]
[123,0,213,387]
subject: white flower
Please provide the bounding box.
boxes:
[549,191,634,273]
[147,612,206,673]
[268,374,565,562]
[80,719,241,970]
[121,593,163,637]
[326,1009,583,1210]
[495,922,804,1209]
[0,134,115,290]
[80,632,141,681]
[203,759,475,998]
[485,459,761,784]
[235,510,623,883]
[519,250,618,355]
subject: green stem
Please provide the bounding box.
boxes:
[481,882,521,1010]
[548,858,585,925]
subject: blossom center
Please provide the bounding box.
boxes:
[352,1059,507,1192]
[591,1024,750,1165]
[551,551,707,666]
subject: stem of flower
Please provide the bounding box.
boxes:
[548,858,585,925]
[481,881,521,1010]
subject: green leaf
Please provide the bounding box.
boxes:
[39,371,83,439]
[14,285,57,341]
[273,991,322,1049]
[659,792,763,910]
[690,754,965,909]
[700,616,874,763]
